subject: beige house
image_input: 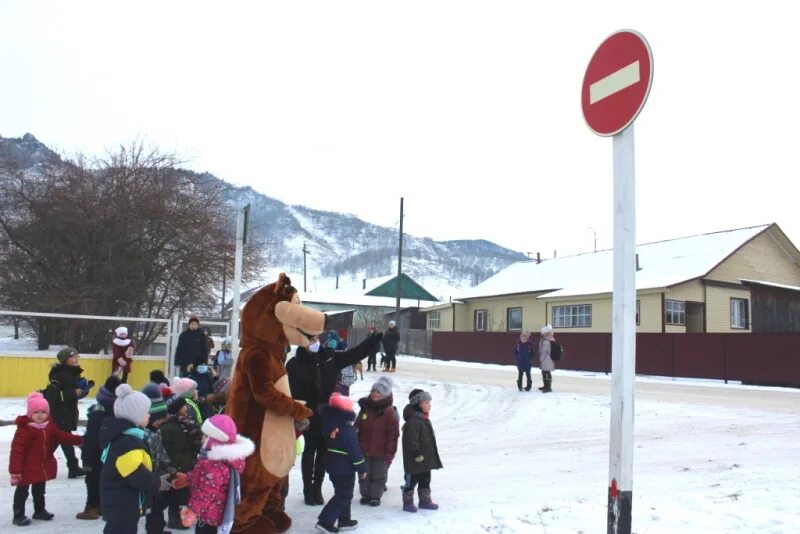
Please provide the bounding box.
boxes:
[424,224,800,334]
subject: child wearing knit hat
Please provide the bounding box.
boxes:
[112,326,135,383]
[401,388,443,513]
[316,393,368,533]
[9,392,83,526]
[99,384,159,533]
[179,414,255,532]
[170,377,203,423]
[355,376,400,507]
[160,394,203,529]
[139,383,175,534]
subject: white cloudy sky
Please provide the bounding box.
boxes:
[2,1,798,257]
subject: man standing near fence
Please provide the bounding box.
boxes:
[382,320,400,373]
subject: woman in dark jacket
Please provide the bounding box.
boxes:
[401,389,442,512]
[174,316,209,377]
[286,332,382,505]
[45,346,90,478]
[76,375,121,520]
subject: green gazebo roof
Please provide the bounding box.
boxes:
[364,273,438,302]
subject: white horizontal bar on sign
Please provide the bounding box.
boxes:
[589,61,640,104]
[0,310,169,323]
[0,352,168,360]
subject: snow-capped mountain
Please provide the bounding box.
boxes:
[0,134,526,296]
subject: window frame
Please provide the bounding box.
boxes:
[665,300,686,326]
[636,299,641,326]
[552,304,592,328]
[730,298,749,329]
[506,307,523,331]
[474,309,488,332]
[428,311,441,330]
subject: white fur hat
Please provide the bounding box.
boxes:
[540,324,554,335]
[115,326,128,337]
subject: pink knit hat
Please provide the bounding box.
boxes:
[170,377,197,397]
[201,414,238,449]
[27,392,50,418]
[329,392,354,412]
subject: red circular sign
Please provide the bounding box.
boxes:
[582,30,653,137]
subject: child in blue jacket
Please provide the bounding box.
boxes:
[316,393,367,533]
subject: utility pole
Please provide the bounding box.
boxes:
[221,252,228,319]
[302,242,311,292]
[231,204,249,361]
[395,197,404,325]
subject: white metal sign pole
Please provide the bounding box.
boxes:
[608,122,636,534]
[230,206,246,362]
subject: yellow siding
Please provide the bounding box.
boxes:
[664,280,704,302]
[427,306,453,331]
[708,229,800,286]
[638,292,663,332]
[0,355,166,397]
[458,295,547,332]
[705,286,751,333]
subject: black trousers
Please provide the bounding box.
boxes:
[85,468,101,508]
[104,518,139,534]
[403,471,431,492]
[62,442,79,468]
[301,427,327,489]
[196,521,218,533]
[517,370,532,389]
[317,473,354,525]
[13,482,46,514]
[384,350,397,370]
[367,352,377,371]
[145,490,169,534]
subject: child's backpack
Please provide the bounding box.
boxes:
[550,341,564,361]
[338,365,357,387]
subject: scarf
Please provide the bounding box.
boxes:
[27,420,49,430]
[113,337,132,347]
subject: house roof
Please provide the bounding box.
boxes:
[365,273,439,301]
[740,279,800,293]
[298,291,433,309]
[457,224,773,301]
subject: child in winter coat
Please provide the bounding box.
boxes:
[401,388,443,513]
[44,346,91,479]
[161,396,203,529]
[112,326,135,383]
[214,338,234,380]
[355,376,399,506]
[9,392,83,526]
[316,393,368,533]
[179,414,255,534]
[188,365,216,420]
[141,383,177,534]
[77,375,122,520]
[171,377,204,423]
[513,331,536,391]
[99,384,160,534]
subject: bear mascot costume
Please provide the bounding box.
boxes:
[227,273,327,533]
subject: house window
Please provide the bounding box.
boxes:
[428,311,441,330]
[665,300,685,325]
[636,300,640,326]
[507,307,522,331]
[474,309,488,331]
[731,298,749,329]
[552,304,592,328]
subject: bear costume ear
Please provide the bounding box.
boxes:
[274,273,294,296]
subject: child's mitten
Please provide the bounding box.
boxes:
[171,472,189,490]
[414,454,425,463]
[180,507,197,527]
[10,474,22,486]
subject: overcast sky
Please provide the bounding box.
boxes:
[2,1,798,258]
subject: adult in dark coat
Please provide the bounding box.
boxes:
[513,332,536,391]
[45,346,90,478]
[76,375,121,520]
[174,316,209,377]
[365,327,380,371]
[286,332,382,505]
[382,321,400,372]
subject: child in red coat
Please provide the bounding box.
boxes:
[112,326,135,383]
[180,414,255,534]
[8,392,83,526]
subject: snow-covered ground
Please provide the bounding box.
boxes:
[1,357,798,533]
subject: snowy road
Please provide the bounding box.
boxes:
[1,356,798,533]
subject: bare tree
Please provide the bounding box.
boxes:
[0,142,265,352]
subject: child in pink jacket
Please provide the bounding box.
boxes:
[180,414,255,534]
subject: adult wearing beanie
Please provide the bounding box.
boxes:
[174,316,209,377]
[77,375,121,520]
[99,384,159,534]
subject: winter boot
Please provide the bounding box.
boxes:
[516,378,522,391]
[76,506,100,520]
[359,497,371,505]
[313,483,325,505]
[542,372,553,393]
[402,490,417,513]
[304,487,317,506]
[315,522,339,533]
[67,460,86,479]
[418,488,439,510]
[31,510,54,520]
[12,508,31,526]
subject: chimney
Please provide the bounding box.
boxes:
[536,252,541,264]
[636,254,641,271]
[336,275,339,289]
[362,279,366,290]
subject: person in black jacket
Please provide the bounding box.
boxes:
[401,389,443,513]
[315,394,367,533]
[365,326,380,372]
[76,375,121,520]
[99,384,161,534]
[286,332,382,506]
[45,346,93,478]
[382,320,400,372]
[174,316,209,377]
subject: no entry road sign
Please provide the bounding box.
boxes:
[582,30,653,137]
